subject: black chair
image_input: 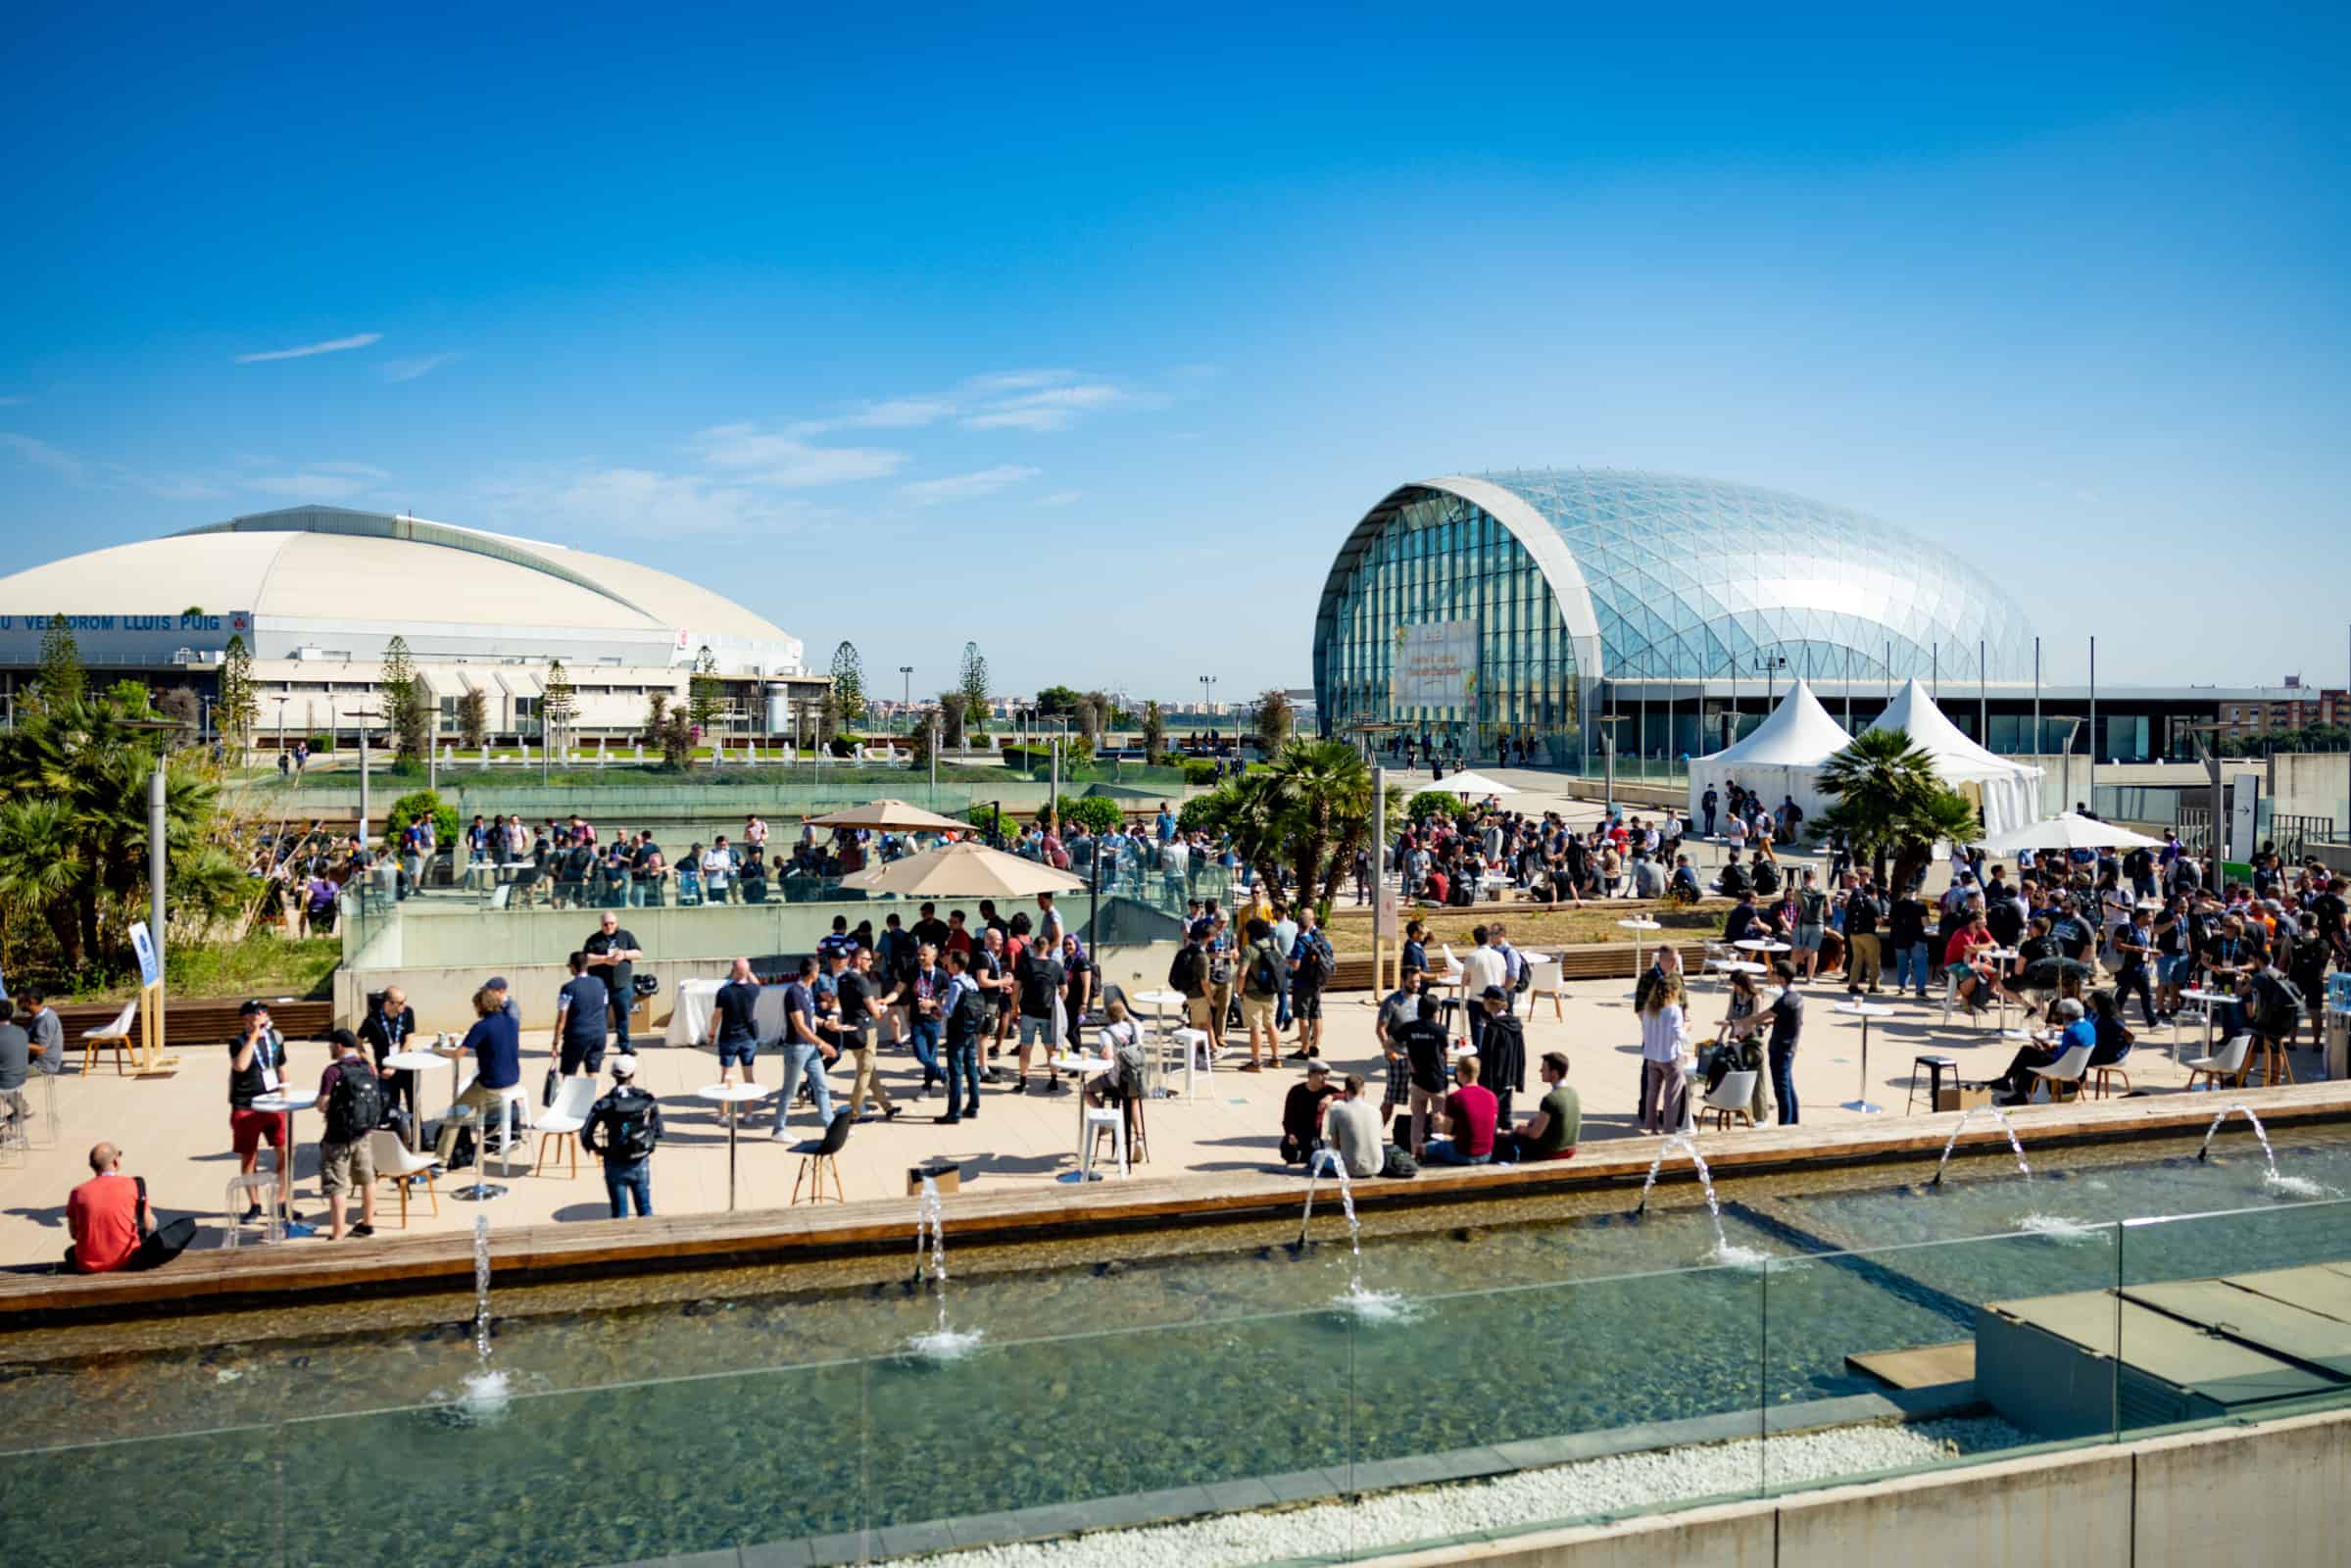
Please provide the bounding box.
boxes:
[791,1108,854,1204]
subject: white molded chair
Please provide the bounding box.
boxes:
[532,1076,601,1179]
[1525,956,1565,1020]
[1170,1027,1211,1099]
[2184,1033,2253,1092]
[2027,1044,2093,1102]
[1700,1070,1759,1130]
[1940,968,1987,1031]
[369,1129,443,1226]
[81,999,140,1075]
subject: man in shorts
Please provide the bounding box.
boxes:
[1288,907,1333,1061]
[314,1029,382,1241]
[227,1001,291,1225]
[1791,867,1828,981]
[712,956,762,1086]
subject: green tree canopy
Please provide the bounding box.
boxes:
[216,633,257,756]
[1815,728,1983,892]
[31,614,84,715]
[957,641,990,728]
[829,641,867,723]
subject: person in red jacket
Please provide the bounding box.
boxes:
[66,1143,153,1273]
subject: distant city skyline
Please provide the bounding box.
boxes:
[3,6,2346,699]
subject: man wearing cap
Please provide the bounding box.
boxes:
[1277,1059,1341,1169]
[581,1054,663,1217]
[1474,985,1527,1122]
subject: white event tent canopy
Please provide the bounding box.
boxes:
[1864,678,2045,840]
[1685,681,1853,833]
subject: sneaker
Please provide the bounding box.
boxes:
[937,1112,961,1125]
[350,1223,374,1238]
[1012,1079,1030,1095]
[240,1204,264,1224]
[882,1104,900,1121]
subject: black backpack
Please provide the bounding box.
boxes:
[1169,944,1207,998]
[324,1060,385,1145]
[1295,933,1333,988]
[601,1088,661,1161]
[1249,942,1281,994]
[953,980,988,1033]
[1752,860,1781,897]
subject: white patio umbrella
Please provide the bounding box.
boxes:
[805,798,970,832]
[1979,812,2164,854]
[837,839,1084,898]
[1420,769,1520,798]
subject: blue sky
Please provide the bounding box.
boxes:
[4,4,2347,700]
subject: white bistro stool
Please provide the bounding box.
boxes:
[1169,1027,1211,1099]
[452,1086,535,1201]
[1081,1104,1130,1179]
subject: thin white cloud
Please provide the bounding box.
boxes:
[898,465,1042,506]
[0,432,89,482]
[801,397,955,432]
[382,352,458,382]
[234,332,384,364]
[247,466,389,501]
[692,422,905,486]
[963,368,1078,394]
[962,382,1125,432]
[483,466,822,536]
[1039,490,1083,507]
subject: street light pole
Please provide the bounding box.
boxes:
[899,665,912,737]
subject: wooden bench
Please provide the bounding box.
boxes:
[50,998,336,1044]
[1328,941,1708,992]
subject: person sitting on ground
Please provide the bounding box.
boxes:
[1494,1052,1580,1163]
[66,1142,156,1274]
[1991,996,2095,1104]
[1423,1054,1499,1166]
[1715,851,1751,899]
[581,1054,663,1218]
[1278,1059,1342,1167]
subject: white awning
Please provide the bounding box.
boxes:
[493,668,542,698]
[414,666,460,699]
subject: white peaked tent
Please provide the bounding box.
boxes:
[1864,678,2044,840]
[1686,681,1854,833]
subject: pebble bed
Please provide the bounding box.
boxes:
[894,1415,2031,1568]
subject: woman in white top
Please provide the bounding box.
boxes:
[1638,972,1692,1136]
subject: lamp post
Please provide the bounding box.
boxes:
[1597,712,1628,816]
[899,665,912,737]
[1199,674,1216,746]
[346,708,383,845]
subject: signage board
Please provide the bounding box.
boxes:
[1391,619,1479,711]
[0,610,250,663]
[129,920,161,988]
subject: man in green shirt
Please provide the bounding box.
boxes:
[1497,1051,1580,1162]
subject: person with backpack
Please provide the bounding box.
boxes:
[1288,907,1335,1061]
[581,1054,663,1217]
[1238,917,1284,1072]
[316,1029,386,1241]
[936,949,987,1124]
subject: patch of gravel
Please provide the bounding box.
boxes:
[894,1415,2031,1568]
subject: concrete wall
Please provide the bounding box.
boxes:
[1348,1406,2351,1568]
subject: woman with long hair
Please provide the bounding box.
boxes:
[1638,971,1691,1135]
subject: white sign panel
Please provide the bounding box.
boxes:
[1391,620,1479,711]
[129,920,161,988]
[2229,776,2260,863]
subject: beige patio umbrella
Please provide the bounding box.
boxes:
[839,839,1084,898]
[805,798,972,832]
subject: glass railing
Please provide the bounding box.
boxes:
[1,1197,2339,1565]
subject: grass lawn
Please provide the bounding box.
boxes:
[63,933,343,1004]
[1324,900,1722,950]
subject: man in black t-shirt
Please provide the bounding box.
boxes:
[909,902,951,954]
[553,952,611,1078]
[1395,994,1453,1157]
[583,911,643,1053]
[1013,939,1066,1094]
[713,956,762,1085]
[836,946,897,1121]
[1842,879,1883,994]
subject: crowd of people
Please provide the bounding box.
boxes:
[1389,804,1702,908]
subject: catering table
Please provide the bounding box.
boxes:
[665,979,792,1047]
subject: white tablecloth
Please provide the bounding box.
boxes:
[664,979,793,1047]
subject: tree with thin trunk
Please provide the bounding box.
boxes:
[830,641,867,724]
[378,636,416,759]
[1141,699,1166,762]
[31,614,84,715]
[459,688,489,750]
[1255,687,1296,752]
[541,660,577,759]
[216,633,257,756]
[957,641,990,735]
[936,689,968,750]
[687,646,723,735]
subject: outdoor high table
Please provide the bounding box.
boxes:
[666,979,791,1048]
[379,1048,458,1152]
[1980,948,2028,1039]
[248,1089,319,1237]
[1049,1054,1114,1182]
[1833,1001,1896,1114]
[695,1082,775,1211]
[1618,918,1662,996]
[2180,987,2233,1068]
[1132,989,1188,1097]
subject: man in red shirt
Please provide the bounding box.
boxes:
[66,1142,152,1273]
[1424,1055,1498,1166]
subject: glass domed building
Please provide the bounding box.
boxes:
[1312,469,2036,765]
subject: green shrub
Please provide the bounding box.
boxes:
[1406,789,1474,822]
[384,788,461,854]
[1181,759,1219,786]
[965,804,1011,842]
[1056,795,1124,834]
[308,733,335,753]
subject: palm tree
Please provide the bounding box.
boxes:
[1815,729,1982,892]
[1192,739,1406,918]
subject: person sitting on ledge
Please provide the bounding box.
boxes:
[1494,1052,1580,1163]
[1278,1059,1341,1168]
[1318,1073,1388,1178]
[1714,851,1751,899]
[1423,1054,1498,1166]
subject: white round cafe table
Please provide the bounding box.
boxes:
[1733,939,1791,955]
[1833,1002,1896,1114]
[1132,990,1188,1098]
[695,1082,775,1211]
[2179,987,2233,1068]
[1617,918,1661,985]
[248,1089,320,1236]
[1049,1054,1114,1182]
[380,1050,457,1150]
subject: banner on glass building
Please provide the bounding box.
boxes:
[1391,619,1479,710]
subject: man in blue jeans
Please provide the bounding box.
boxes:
[769,956,837,1141]
[884,941,948,1099]
[936,949,984,1124]
[581,1055,662,1217]
[1888,887,1934,1000]
[1765,961,1804,1124]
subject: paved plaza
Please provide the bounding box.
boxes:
[0,960,2267,1270]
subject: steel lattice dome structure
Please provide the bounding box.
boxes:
[1312,468,2036,759]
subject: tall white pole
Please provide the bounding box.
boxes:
[2088,635,2098,809]
[148,757,168,956]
